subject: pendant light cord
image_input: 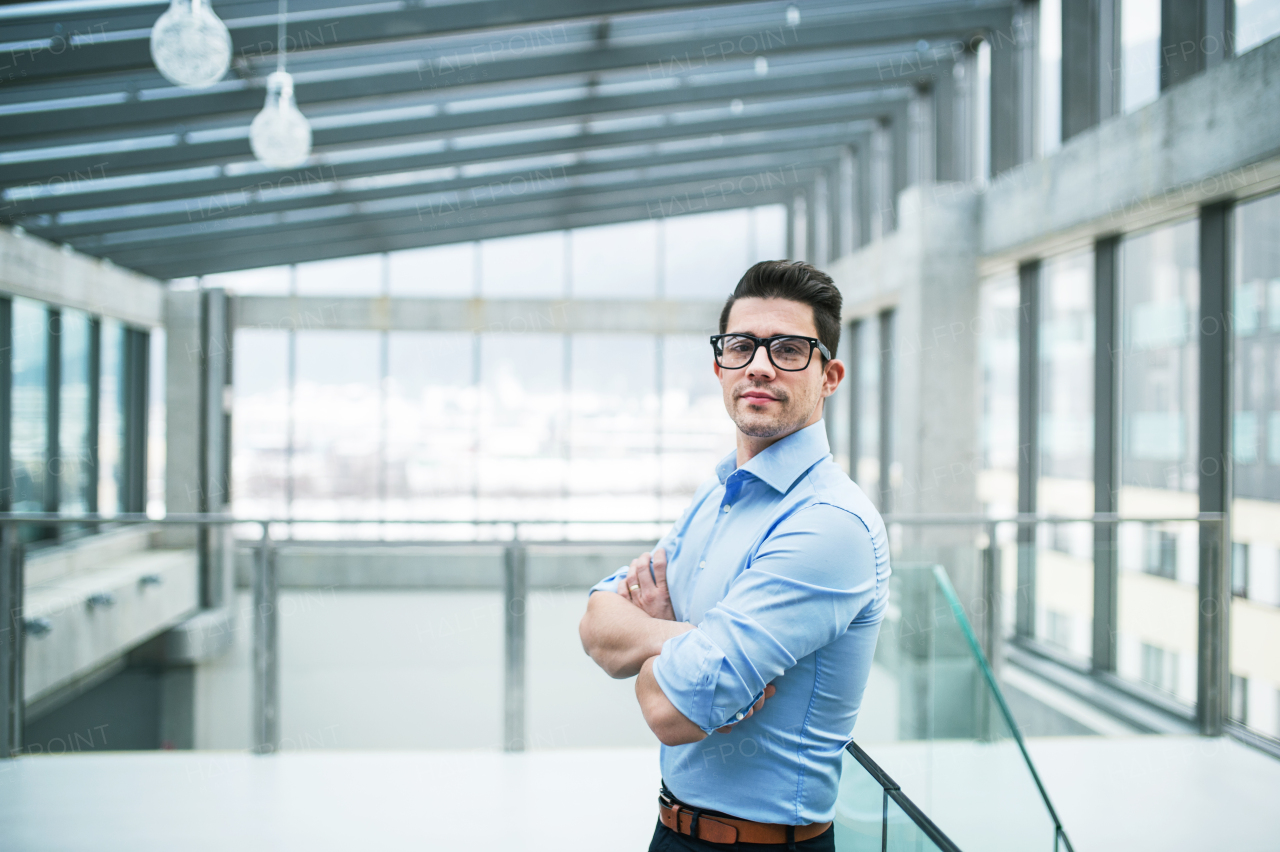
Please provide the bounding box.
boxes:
[276,0,287,74]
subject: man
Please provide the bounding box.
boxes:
[579,260,890,852]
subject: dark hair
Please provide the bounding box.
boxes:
[718,260,842,359]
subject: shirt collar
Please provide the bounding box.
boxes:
[714,420,832,493]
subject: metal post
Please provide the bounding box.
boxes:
[0,523,24,758]
[877,310,895,514]
[252,522,279,754]
[1197,201,1233,736]
[982,521,1003,677]
[1093,236,1121,673]
[1016,261,1041,640]
[503,538,527,752]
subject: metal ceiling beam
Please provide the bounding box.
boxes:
[34,137,866,239]
[2,0,759,83]
[91,165,832,276]
[83,158,835,255]
[0,6,1007,141]
[12,97,908,217]
[112,187,800,278]
[1,58,946,186]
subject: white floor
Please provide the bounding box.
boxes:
[1,736,1277,852]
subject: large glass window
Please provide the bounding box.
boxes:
[1120,0,1161,114]
[977,273,1021,517]
[1039,0,1062,157]
[57,309,93,515]
[1036,250,1095,662]
[1236,0,1280,54]
[231,329,290,520]
[1230,190,1280,742]
[11,299,48,531]
[853,317,882,508]
[386,331,477,522]
[570,222,657,299]
[568,334,659,521]
[98,319,124,517]
[1117,219,1200,707]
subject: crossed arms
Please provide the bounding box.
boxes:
[578,548,774,746]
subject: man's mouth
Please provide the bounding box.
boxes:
[740,390,780,404]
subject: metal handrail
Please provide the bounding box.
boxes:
[844,740,964,852]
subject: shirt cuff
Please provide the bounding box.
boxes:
[587,566,629,596]
[653,629,750,733]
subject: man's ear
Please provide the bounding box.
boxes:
[822,358,845,398]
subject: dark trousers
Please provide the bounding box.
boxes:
[647,819,836,852]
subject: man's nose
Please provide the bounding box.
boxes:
[745,342,775,378]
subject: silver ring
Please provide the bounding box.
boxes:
[629,584,641,592]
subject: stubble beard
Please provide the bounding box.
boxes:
[729,383,813,439]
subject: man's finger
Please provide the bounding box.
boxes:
[637,554,657,593]
[651,548,668,587]
[616,577,632,600]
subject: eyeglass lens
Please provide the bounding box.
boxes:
[717,335,812,370]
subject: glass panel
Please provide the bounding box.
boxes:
[826,330,851,476]
[978,273,1020,518]
[1039,0,1061,156]
[231,329,290,520]
[568,334,659,524]
[884,795,947,852]
[478,333,566,519]
[147,328,166,518]
[1230,190,1280,742]
[386,331,477,525]
[1236,0,1280,54]
[1116,519,1200,706]
[833,762,886,851]
[570,221,657,299]
[480,232,566,298]
[292,331,382,529]
[295,253,385,296]
[851,563,1064,851]
[58,309,93,516]
[663,209,751,300]
[1037,250,1094,663]
[750,204,787,262]
[97,319,124,517]
[202,265,292,295]
[388,242,476,297]
[11,299,48,541]
[1117,219,1199,704]
[659,334,734,519]
[855,317,882,509]
[1121,0,1161,114]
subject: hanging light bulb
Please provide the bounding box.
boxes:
[250,71,312,169]
[150,0,232,89]
[250,0,311,169]
[786,4,801,27]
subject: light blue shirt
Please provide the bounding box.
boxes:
[589,420,889,825]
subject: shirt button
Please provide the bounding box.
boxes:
[723,505,731,513]
[735,712,745,721]
[699,561,706,568]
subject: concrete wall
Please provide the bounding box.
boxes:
[0,227,163,326]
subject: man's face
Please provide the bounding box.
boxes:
[714,297,842,441]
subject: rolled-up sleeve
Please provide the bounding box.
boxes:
[652,502,878,732]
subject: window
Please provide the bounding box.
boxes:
[1140,642,1178,695]
[1144,526,1178,579]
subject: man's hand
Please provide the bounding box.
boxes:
[714,684,777,733]
[617,547,674,621]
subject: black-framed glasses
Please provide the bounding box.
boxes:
[709,333,831,371]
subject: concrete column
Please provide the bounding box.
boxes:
[990,4,1035,175]
[837,147,857,258]
[828,185,984,607]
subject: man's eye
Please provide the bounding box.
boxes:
[774,343,802,356]
[727,341,754,354]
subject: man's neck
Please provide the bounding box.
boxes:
[734,402,824,468]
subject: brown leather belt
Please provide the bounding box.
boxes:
[658,790,832,846]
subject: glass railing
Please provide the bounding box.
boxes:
[836,562,1073,852]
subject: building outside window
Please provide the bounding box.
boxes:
[1116,219,1201,708]
[1230,189,1280,741]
